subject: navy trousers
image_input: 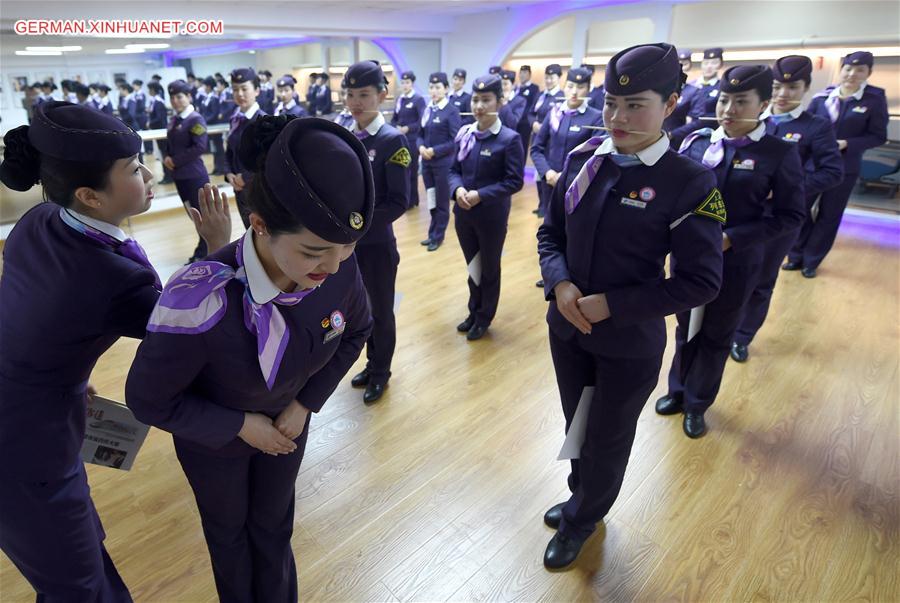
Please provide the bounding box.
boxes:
[734,228,800,346]
[549,329,663,541]
[0,462,132,602]
[174,415,310,603]
[422,159,451,244]
[668,255,762,413]
[788,174,858,270]
[454,203,509,328]
[355,241,400,386]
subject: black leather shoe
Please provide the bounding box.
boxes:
[466,324,488,341]
[683,411,707,438]
[543,532,586,571]
[543,502,565,529]
[655,395,683,415]
[782,261,801,271]
[420,238,432,246]
[363,383,386,404]
[801,267,817,279]
[730,342,749,363]
[427,241,441,252]
[456,317,475,333]
[351,369,370,388]
[536,279,545,288]
[536,210,546,219]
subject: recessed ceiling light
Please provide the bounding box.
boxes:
[25,46,82,52]
[105,48,145,54]
[16,50,63,56]
[125,43,170,50]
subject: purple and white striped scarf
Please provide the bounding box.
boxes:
[147,236,315,390]
[59,208,161,290]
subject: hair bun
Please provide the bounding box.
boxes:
[238,114,299,172]
[0,126,42,192]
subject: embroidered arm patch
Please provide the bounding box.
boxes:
[190,123,207,136]
[693,188,726,223]
[388,147,412,168]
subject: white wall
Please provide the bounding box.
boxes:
[670,1,900,48]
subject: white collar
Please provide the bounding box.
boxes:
[65,208,128,242]
[177,105,195,119]
[595,133,669,167]
[451,88,466,97]
[698,76,719,87]
[547,85,560,95]
[504,90,516,101]
[241,229,289,304]
[403,90,415,99]
[242,103,260,119]
[831,82,866,101]
[574,100,588,114]
[431,97,449,110]
[711,120,767,143]
[477,117,502,135]
[280,99,296,110]
[761,104,804,121]
[353,112,385,136]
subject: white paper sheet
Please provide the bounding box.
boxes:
[558,386,595,460]
[688,305,705,342]
[467,251,482,286]
[426,187,437,210]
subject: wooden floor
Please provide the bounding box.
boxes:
[1,177,898,602]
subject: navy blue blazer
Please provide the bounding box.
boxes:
[225,108,267,182]
[0,203,159,480]
[357,121,411,246]
[530,105,604,178]
[765,111,844,198]
[167,110,210,180]
[146,97,168,129]
[681,129,806,264]
[391,93,427,141]
[529,89,565,128]
[449,123,525,220]
[516,82,540,128]
[126,240,372,458]
[807,85,888,175]
[537,140,724,358]
[499,94,527,131]
[417,102,464,166]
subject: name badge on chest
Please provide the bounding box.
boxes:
[783,132,802,143]
[733,158,756,170]
[569,125,581,132]
[433,117,441,124]
[620,197,647,209]
[852,105,868,113]
[454,101,461,106]
[406,102,414,109]
[710,89,719,97]
[480,148,492,157]
[322,310,346,343]
[368,149,376,162]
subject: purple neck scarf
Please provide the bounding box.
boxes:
[59,208,161,290]
[455,122,494,161]
[147,236,316,390]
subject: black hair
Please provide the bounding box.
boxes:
[0,126,117,206]
[147,82,162,94]
[132,79,143,86]
[237,114,305,235]
[651,72,686,102]
[118,82,133,94]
